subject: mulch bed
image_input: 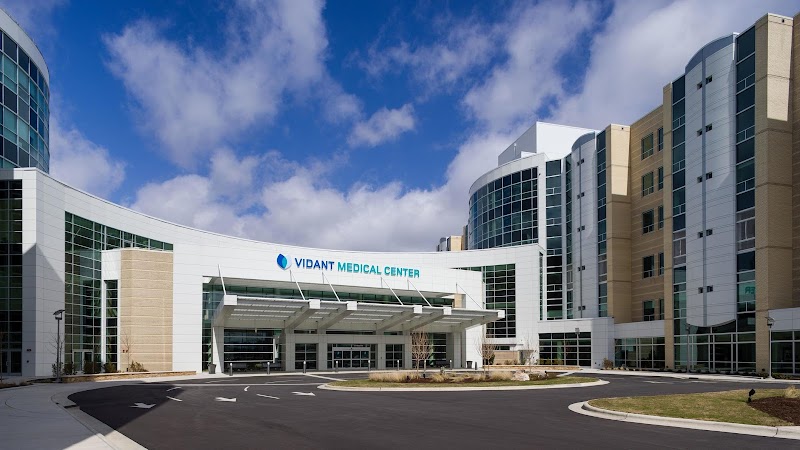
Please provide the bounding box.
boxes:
[749,397,800,425]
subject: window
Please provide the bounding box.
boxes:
[642,209,655,234]
[705,124,713,132]
[642,172,654,197]
[697,129,703,136]
[658,252,664,275]
[706,75,713,84]
[657,167,664,190]
[644,300,656,321]
[643,255,655,278]
[657,205,664,229]
[641,133,654,159]
[657,127,664,151]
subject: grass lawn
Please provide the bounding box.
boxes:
[329,376,597,388]
[589,389,791,427]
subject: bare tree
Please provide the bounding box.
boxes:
[411,330,433,372]
[476,327,496,374]
[520,333,538,367]
[46,331,64,378]
[121,328,134,371]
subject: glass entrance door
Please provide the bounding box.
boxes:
[73,350,93,373]
[1,350,21,376]
[331,346,372,369]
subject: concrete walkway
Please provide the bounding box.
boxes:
[576,368,798,384]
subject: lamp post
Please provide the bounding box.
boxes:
[684,322,691,372]
[766,316,775,379]
[53,309,65,382]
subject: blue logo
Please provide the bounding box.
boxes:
[276,253,291,270]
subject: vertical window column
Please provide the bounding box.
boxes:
[596,131,608,317]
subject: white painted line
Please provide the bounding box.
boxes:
[304,374,344,381]
[130,403,155,409]
[215,397,237,402]
[166,387,181,391]
[204,380,230,384]
[643,381,671,384]
[257,394,280,400]
[166,396,182,402]
[244,386,250,392]
[173,383,323,387]
[292,392,316,396]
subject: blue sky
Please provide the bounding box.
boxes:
[4,0,800,251]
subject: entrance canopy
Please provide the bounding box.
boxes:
[212,295,504,334]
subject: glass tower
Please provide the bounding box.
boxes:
[0,9,50,172]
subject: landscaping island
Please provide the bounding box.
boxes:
[588,387,800,426]
[328,371,598,388]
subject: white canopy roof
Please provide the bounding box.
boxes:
[212,295,503,334]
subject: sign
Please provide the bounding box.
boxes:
[276,253,420,278]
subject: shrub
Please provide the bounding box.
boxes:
[368,371,417,383]
[488,371,513,381]
[83,362,100,374]
[602,358,613,370]
[128,361,148,372]
[785,386,800,399]
[103,362,117,373]
[51,362,62,378]
[63,362,76,375]
[431,373,449,383]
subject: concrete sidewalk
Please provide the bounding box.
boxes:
[0,373,233,449]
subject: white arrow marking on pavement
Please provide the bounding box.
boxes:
[257,394,279,400]
[166,396,182,402]
[292,392,316,396]
[244,386,249,392]
[167,387,181,392]
[131,403,156,409]
[216,397,237,402]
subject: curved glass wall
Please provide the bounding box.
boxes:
[0,31,49,171]
[468,168,537,250]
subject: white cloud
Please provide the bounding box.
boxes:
[49,116,126,198]
[550,0,800,128]
[463,0,598,130]
[359,17,498,93]
[0,0,65,43]
[128,0,800,252]
[104,0,358,167]
[348,104,416,148]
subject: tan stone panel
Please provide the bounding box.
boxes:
[606,239,631,283]
[755,184,793,249]
[607,280,632,324]
[755,15,793,82]
[755,130,792,187]
[755,76,791,134]
[123,259,174,272]
[755,246,793,310]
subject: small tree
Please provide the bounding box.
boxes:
[121,328,135,371]
[520,333,538,367]
[476,327,496,374]
[47,331,64,379]
[411,330,433,373]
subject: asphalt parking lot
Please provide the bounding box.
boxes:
[69,373,795,449]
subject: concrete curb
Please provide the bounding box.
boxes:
[52,385,147,450]
[568,401,800,440]
[318,379,608,392]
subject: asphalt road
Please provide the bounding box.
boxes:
[69,373,796,449]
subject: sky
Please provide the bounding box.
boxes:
[4,0,800,251]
